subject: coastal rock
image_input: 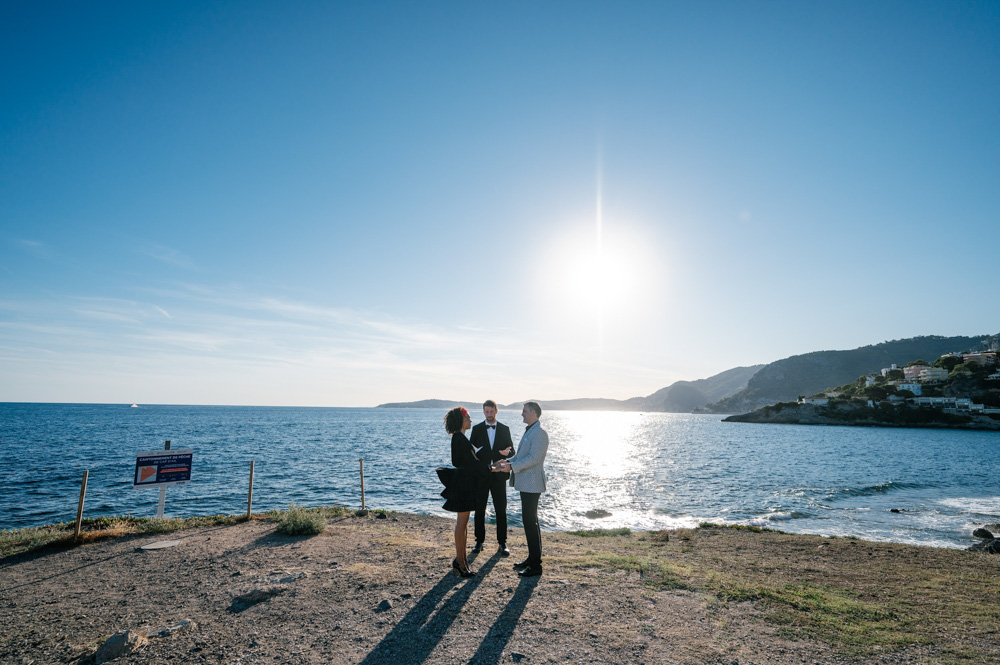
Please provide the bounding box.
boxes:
[94,630,148,663]
[967,538,1000,553]
[973,528,994,539]
[376,599,393,612]
[585,509,612,519]
[156,619,197,637]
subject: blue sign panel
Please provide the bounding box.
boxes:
[133,449,193,487]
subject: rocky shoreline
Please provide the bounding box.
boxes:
[724,401,1000,430]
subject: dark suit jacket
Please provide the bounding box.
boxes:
[469,420,514,480]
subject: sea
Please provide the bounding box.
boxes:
[1,402,998,549]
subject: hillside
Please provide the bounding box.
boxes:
[709,334,996,413]
[629,365,765,412]
[378,365,762,413]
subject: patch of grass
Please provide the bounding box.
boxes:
[571,552,695,591]
[261,504,351,522]
[698,522,787,534]
[566,527,632,537]
[275,502,328,536]
[1,503,353,557]
[0,524,70,558]
[0,513,247,559]
[730,583,914,655]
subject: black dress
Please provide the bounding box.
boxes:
[437,432,482,512]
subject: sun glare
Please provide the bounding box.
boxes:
[548,221,645,328]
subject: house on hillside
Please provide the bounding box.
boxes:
[919,367,948,382]
[963,352,998,366]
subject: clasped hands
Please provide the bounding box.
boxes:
[491,448,513,473]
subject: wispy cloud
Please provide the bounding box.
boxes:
[72,309,141,323]
[1,279,680,405]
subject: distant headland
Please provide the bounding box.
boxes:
[378,333,1000,422]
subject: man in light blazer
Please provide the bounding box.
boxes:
[493,401,548,577]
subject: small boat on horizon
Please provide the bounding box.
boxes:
[130,403,139,408]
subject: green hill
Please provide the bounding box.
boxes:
[709,334,997,413]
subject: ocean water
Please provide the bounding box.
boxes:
[1,403,998,549]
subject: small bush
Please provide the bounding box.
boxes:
[649,529,671,542]
[276,502,327,536]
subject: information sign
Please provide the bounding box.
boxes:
[133,449,193,487]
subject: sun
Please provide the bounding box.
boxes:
[547,218,646,334]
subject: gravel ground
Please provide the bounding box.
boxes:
[0,513,990,664]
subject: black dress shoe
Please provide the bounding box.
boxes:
[517,565,542,577]
[512,559,531,570]
[470,542,484,553]
[497,544,511,557]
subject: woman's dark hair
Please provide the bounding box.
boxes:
[444,406,468,434]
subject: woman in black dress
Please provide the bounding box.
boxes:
[438,406,481,577]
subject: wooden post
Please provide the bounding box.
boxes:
[74,470,89,538]
[246,460,255,520]
[359,457,366,511]
[156,440,170,519]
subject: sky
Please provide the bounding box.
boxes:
[1,1,998,407]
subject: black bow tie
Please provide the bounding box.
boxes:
[487,425,495,429]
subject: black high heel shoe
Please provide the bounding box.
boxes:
[452,558,476,577]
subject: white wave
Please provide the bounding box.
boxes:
[938,496,1000,516]
[747,511,795,526]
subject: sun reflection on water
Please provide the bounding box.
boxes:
[539,410,681,531]
[547,410,644,478]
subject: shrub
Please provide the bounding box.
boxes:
[276,502,327,536]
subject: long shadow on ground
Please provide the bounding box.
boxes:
[467,574,537,665]
[359,555,500,664]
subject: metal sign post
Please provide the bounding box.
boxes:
[157,441,170,518]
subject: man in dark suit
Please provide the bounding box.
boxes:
[469,399,514,556]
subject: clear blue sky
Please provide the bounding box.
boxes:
[2,1,997,407]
